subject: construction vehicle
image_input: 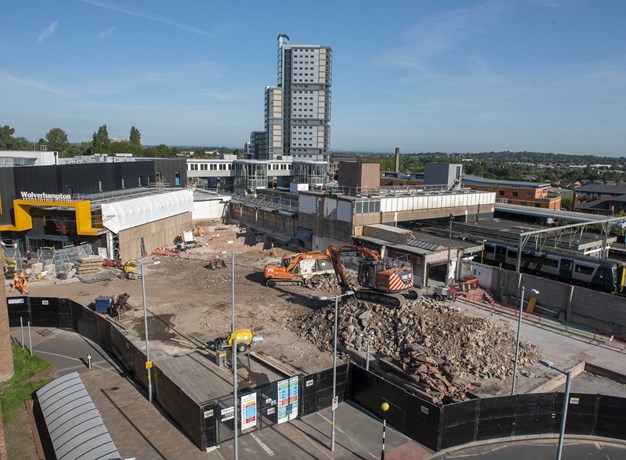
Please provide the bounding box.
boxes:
[328,244,419,308]
[208,328,263,353]
[433,285,457,301]
[264,250,335,287]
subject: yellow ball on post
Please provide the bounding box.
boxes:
[381,402,389,412]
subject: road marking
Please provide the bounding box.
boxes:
[316,413,345,434]
[251,432,275,456]
[595,441,602,450]
[34,350,121,375]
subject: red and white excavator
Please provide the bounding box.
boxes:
[327,244,419,308]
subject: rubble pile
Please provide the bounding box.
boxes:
[305,274,341,291]
[291,296,541,381]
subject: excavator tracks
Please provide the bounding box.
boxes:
[354,290,405,308]
[266,279,304,287]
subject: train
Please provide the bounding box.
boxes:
[482,241,626,293]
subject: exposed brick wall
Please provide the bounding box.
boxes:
[0,260,15,383]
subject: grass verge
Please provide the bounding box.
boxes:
[1,345,54,459]
[1,345,53,420]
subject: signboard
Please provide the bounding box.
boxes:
[204,409,214,418]
[42,299,49,305]
[220,406,234,421]
[306,379,314,387]
[20,191,72,202]
[7,298,24,304]
[241,393,257,431]
[278,377,299,424]
[332,396,339,411]
[570,397,580,405]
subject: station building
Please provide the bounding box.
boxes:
[0,155,191,261]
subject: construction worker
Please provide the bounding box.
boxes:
[10,272,18,291]
[197,226,204,237]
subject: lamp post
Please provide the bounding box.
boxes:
[512,286,539,395]
[380,402,390,460]
[140,260,161,403]
[319,290,354,452]
[540,359,572,460]
[446,214,454,284]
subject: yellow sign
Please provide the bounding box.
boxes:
[145,360,153,369]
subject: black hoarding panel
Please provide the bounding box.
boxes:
[513,393,557,436]
[595,395,626,440]
[110,327,134,373]
[440,400,479,449]
[200,402,218,449]
[562,393,598,435]
[58,299,74,329]
[349,364,441,451]
[30,297,60,328]
[7,297,29,326]
[475,396,516,441]
[96,316,113,353]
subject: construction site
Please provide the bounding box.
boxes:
[2,222,584,397]
[5,218,626,457]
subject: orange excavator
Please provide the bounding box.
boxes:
[264,250,335,287]
[327,244,418,308]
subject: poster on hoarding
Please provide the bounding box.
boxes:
[288,376,299,421]
[277,379,289,424]
[277,377,299,424]
[241,393,257,431]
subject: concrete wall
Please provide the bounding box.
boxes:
[467,262,626,336]
[0,259,14,381]
[192,200,227,221]
[118,212,192,260]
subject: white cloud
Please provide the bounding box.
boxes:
[79,0,220,39]
[38,21,58,43]
[99,26,116,39]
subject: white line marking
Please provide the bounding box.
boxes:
[34,350,121,374]
[316,413,345,434]
[251,432,275,456]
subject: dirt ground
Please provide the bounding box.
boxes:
[10,223,338,374]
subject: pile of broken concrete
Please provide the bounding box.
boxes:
[291,296,541,383]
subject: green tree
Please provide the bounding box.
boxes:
[129,126,142,154]
[0,124,31,150]
[91,125,110,154]
[109,140,133,154]
[45,128,69,152]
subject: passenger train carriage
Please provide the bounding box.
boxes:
[482,242,626,293]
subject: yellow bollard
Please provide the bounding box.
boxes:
[87,353,92,369]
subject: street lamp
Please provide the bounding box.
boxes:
[446,214,453,284]
[319,290,354,452]
[140,260,161,403]
[380,402,390,460]
[511,286,539,395]
[540,359,572,460]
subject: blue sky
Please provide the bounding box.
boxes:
[2,0,626,156]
